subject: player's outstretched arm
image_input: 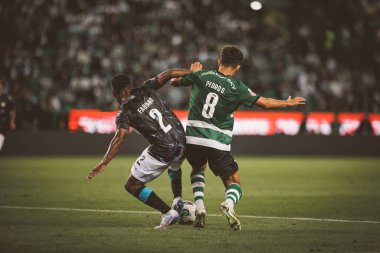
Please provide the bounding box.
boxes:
[256,96,306,109]
[154,68,192,88]
[170,62,203,87]
[87,128,130,179]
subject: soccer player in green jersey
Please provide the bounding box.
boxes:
[171,46,306,230]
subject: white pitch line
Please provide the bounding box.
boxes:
[0,205,379,225]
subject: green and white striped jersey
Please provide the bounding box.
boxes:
[180,70,261,151]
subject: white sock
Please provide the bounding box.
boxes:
[195,199,205,211]
[225,198,234,209]
[191,171,206,211]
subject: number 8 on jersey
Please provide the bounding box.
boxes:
[202,92,219,119]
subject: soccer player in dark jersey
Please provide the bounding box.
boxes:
[171,46,306,230]
[87,67,194,229]
[0,80,16,151]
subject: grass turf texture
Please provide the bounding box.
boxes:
[0,157,379,253]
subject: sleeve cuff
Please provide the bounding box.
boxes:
[249,95,261,107]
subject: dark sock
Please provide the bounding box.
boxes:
[168,168,182,198]
[134,186,171,214]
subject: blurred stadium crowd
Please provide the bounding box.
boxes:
[0,0,379,130]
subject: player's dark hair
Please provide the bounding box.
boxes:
[220,45,243,68]
[111,74,133,95]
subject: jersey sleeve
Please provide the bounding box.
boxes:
[180,72,198,87]
[115,107,131,130]
[237,82,261,107]
[143,77,160,90]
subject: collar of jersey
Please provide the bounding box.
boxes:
[216,70,231,77]
[119,94,135,108]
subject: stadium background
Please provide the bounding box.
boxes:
[0,1,380,253]
[1,0,380,131]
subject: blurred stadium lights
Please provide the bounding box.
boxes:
[250,1,262,11]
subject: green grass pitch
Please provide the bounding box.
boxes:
[0,156,379,253]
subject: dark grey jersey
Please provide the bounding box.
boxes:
[115,78,186,162]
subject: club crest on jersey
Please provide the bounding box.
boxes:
[248,88,256,96]
[1,102,5,107]
[137,97,154,114]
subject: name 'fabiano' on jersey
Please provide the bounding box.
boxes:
[115,79,186,162]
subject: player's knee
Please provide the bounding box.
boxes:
[190,164,206,176]
[124,180,137,195]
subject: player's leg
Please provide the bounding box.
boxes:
[191,166,207,228]
[221,171,242,210]
[208,150,242,230]
[167,158,184,212]
[125,174,171,214]
[220,171,242,231]
[128,148,180,229]
[0,133,4,151]
[168,168,182,199]
[185,144,208,228]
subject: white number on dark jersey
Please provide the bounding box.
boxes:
[149,109,173,133]
[202,92,219,119]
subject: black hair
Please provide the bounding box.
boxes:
[220,45,243,68]
[110,74,133,94]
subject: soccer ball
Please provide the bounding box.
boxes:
[179,200,196,225]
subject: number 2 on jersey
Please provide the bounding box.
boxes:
[149,109,172,133]
[202,92,219,119]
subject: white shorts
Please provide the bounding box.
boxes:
[131,147,184,183]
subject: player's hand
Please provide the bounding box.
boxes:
[10,122,16,130]
[87,163,106,180]
[190,62,203,71]
[287,96,306,106]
